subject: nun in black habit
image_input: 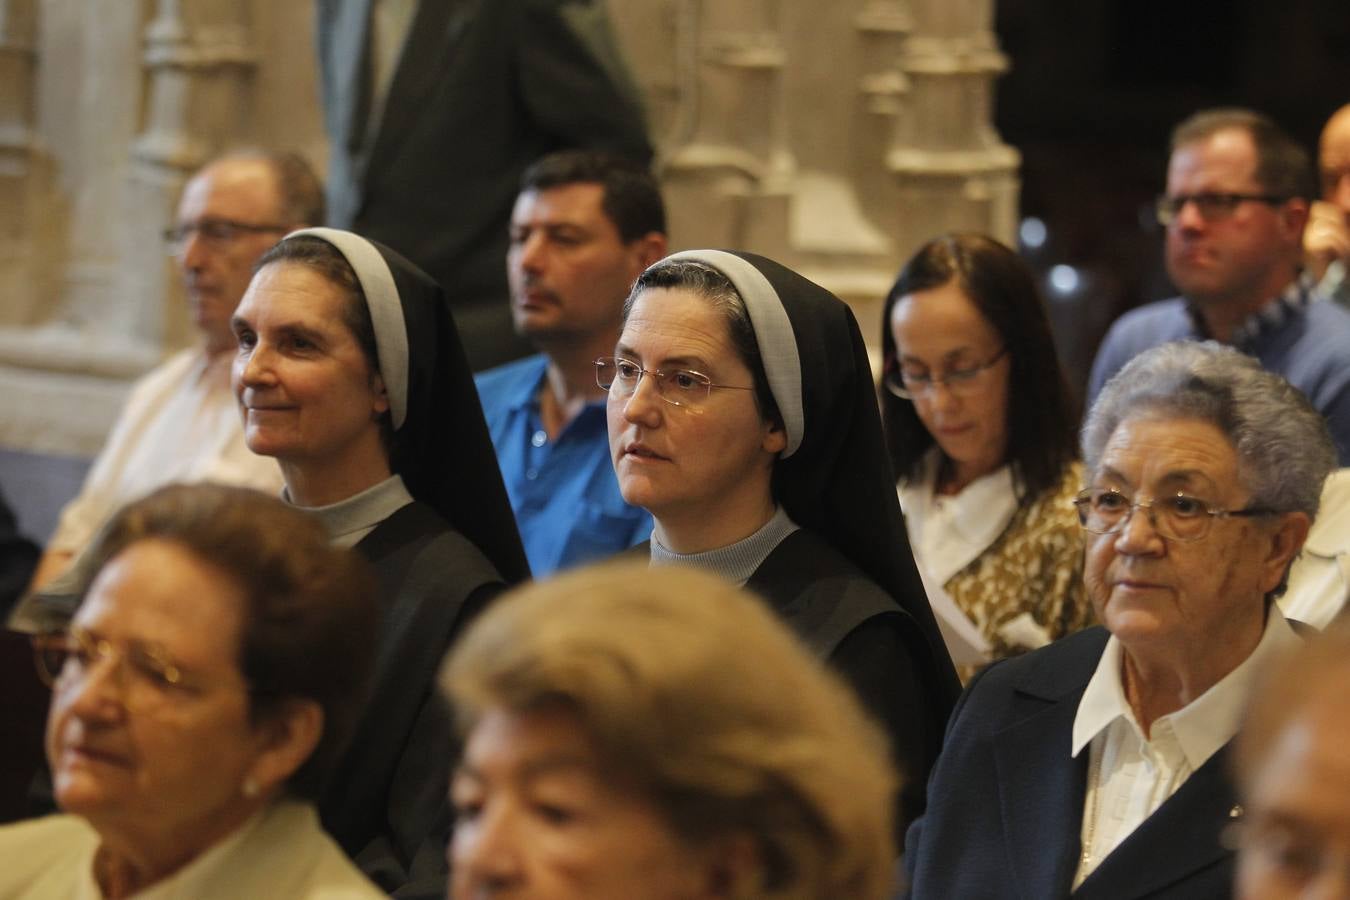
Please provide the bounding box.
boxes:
[231,227,529,896]
[604,249,960,831]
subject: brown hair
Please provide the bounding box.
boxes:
[441,561,897,900]
[80,483,378,801]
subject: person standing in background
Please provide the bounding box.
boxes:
[316,0,654,371]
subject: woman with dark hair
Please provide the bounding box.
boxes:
[0,483,383,898]
[881,233,1090,676]
[230,228,529,892]
[604,249,959,831]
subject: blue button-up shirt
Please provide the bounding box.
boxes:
[475,354,652,575]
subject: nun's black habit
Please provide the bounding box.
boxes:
[282,229,528,896]
[649,250,961,830]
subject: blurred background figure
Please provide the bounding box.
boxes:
[882,233,1090,678]
[1088,108,1350,465]
[231,228,528,894]
[604,250,959,832]
[441,561,899,900]
[1306,104,1350,306]
[1234,622,1350,900]
[316,0,653,371]
[905,341,1334,899]
[26,151,321,592]
[476,150,665,575]
[0,484,382,898]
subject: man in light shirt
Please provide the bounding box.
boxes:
[904,341,1333,899]
[27,152,321,590]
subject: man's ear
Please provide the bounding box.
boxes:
[1279,197,1311,243]
[631,231,669,272]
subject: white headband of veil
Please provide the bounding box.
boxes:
[283,227,410,429]
[662,249,804,458]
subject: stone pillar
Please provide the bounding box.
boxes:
[888,0,1020,255]
[0,0,39,324]
[125,0,258,351]
[662,1,793,252]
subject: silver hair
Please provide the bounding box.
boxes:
[1082,341,1335,520]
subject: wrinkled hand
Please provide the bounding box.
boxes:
[1305,200,1350,280]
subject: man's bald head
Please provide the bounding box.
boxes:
[1320,104,1350,212]
[170,152,322,355]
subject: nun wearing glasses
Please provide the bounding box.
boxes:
[904,341,1333,899]
[601,249,960,832]
[230,227,529,895]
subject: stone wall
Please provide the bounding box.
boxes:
[0,0,1016,470]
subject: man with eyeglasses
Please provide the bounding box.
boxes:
[474,151,666,575]
[25,152,323,591]
[1306,104,1350,307]
[1087,108,1350,465]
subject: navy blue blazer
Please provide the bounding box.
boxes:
[903,627,1240,900]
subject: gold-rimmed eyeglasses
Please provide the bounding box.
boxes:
[1073,488,1276,543]
[31,628,239,710]
[883,348,1008,400]
[595,356,755,409]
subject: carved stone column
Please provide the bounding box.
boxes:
[888,0,1020,254]
[125,0,258,351]
[0,0,39,324]
[662,1,793,252]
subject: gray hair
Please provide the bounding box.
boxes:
[1082,341,1335,520]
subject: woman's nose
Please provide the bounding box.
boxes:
[621,373,663,426]
[451,804,525,895]
[61,656,127,722]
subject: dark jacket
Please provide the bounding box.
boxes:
[903,627,1241,900]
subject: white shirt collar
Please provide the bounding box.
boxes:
[1072,609,1299,764]
[898,448,1018,585]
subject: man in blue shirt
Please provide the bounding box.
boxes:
[1089,108,1350,464]
[476,151,667,574]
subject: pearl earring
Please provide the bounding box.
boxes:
[242,777,260,798]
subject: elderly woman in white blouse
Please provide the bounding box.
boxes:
[904,341,1334,899]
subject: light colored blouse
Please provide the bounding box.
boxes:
[899,451,1092,679]
[0,799,383,899]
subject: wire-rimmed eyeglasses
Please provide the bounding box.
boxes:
[31,628,242,711]
[595,356,755,409]
[1154,192,1287,227]
[1073,488,1276,543]
[163,218,289,255]
[883,348,1008,400]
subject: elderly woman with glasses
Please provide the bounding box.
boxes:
[602,250,959,833]
[0,484,383,898]
[904,340,1335,899]
[882,233,1091,677]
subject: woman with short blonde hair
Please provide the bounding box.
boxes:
[441,561,897,900]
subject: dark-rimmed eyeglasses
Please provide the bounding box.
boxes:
[1073,488,1276,543]
[1154,193,1287,227]
[883,348,1008,400]
[163,218,289,253]
[595,356,754,409]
